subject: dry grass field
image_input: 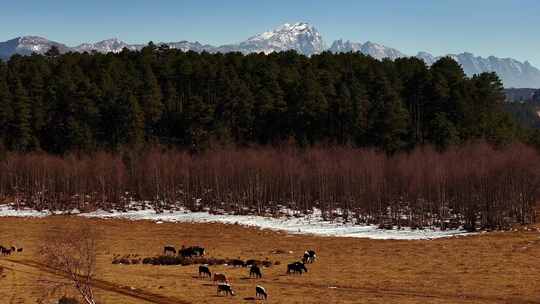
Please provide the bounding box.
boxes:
[1,216,540,304]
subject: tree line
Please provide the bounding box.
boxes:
[0,143,538,230]
[0,45,529,154]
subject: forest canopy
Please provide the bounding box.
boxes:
[0,45,528,154]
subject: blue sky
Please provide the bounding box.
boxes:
[2,0,539,66]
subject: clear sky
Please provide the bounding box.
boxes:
[2,0,539,66]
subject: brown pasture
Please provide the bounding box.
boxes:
[0,216,540,304]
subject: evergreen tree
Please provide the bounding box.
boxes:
[293,67,328,145]
[0,68,12,147]
[126,93,145,146]
[428,113,459,149]
[140,64,163,137]
[8,77,32,151]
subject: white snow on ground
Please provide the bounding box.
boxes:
[79,208,472,240]
[0,205,50,217]
[0,204,473,240]
[0,204,80,217]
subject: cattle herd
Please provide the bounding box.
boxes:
[161,244,317,300]
[164,245,205,258]
[0,245,22,256]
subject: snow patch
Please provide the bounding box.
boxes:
[0,205,80,217]
[79,207,472,240]
[0,204,474,240]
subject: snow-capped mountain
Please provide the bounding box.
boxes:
[0,36,69,59]
[415,52,540,88]
[329,40,406,60]
[73,38,141,53]
[159,22,326,56]
[163,41,216,53]
[415,51,437,65]
[329,39,363,53]
[223,22,326,56]
[1,22,540,87]
[329,40,540,88]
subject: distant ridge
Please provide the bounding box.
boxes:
[1,22,539,88]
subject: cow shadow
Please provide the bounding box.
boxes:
[244,297,256,301]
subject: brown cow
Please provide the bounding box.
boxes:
[213,273,229,284]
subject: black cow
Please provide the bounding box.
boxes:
[17,248,23,253]
[217,283,235,296]
[163,245,176,256]
[249,264,262,278]
[303,250,317,264]
[199,265,211,278]
[231,259,245,267]
[287,262,307,275]
[256,285,268,300]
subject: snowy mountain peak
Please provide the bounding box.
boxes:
[329,39,363,53]
[414,51,540,88]
[359,41,406,60]
[416,51,437,65]
[0,36,69,59]
[73,38,138,53]
[278,22,310,32]
[240,22,325,56]
[18,36,51,44]
[329,39,405,60]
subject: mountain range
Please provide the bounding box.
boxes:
[1,22,539,88]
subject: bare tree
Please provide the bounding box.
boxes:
[39,224,97,304]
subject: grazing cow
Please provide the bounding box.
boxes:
[17,248,22,253]
[231,259,245,267]
[10,246,16,253]
[217,283,235,296]
[287,262,307,275]
[163,245,176,256]
[245,259,257,266]
[199,265,211,278]
[0,246,4,255]
[249,264,262,278]
[256,285,268,300]
[303,250,317,264]
[213,273,229,284]
[2,248,11,256]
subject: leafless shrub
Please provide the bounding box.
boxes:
[39,224,97,304]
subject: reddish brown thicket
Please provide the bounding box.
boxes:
[0,143,538,230]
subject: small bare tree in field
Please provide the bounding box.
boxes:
[39,224,97,304]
